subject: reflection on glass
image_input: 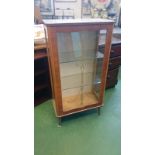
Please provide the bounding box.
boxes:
[93,29,107,96]
[99,29,107,46]
[57,30,107,111]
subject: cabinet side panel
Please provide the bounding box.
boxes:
[99,24,114,104]
[47,27,63,116]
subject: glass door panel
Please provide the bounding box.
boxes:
[57,30,107,112]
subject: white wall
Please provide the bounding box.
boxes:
[54,0,82,18]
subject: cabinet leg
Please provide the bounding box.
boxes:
[58,117,62,127]
[97,107,100,116]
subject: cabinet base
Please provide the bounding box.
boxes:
[56,107,101,126]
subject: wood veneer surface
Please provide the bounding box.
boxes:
[62,92,98,112]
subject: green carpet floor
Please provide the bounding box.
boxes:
[34,74,121,155]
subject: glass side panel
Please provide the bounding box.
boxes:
[93,57,103,97]
[57,30,107,112]
[93,30,107,96]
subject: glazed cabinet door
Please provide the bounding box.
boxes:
[54,28,108,113]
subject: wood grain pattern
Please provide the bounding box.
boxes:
[99,25,114,105]
[34,44,47,50]
[62,92,98,112]
[47,27,63,115]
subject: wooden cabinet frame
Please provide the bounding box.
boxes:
[44,19,114,125]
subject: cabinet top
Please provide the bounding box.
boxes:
[43,18,114,26]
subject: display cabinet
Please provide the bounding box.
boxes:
[44,19,114,125]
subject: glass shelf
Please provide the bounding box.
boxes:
[59,51,104,64]
[60,60,95,77]
[61,72,93,90]
[59,57,95,64]
[61,71,93,78]
[59,51,95,64]
[62,84,91,91]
